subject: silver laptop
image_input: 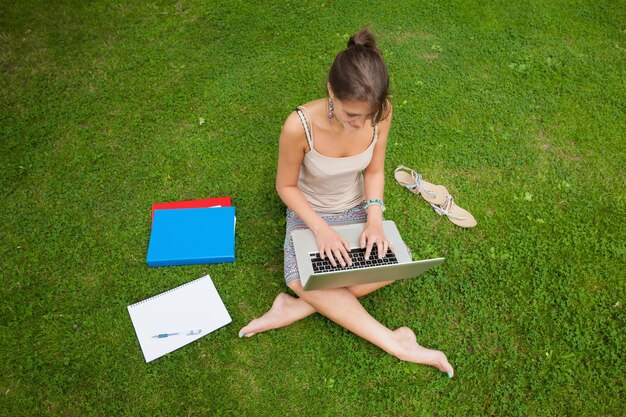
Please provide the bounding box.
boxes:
[292,220,444,290]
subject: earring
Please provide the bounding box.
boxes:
[328,97,335,120]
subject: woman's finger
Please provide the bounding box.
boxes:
[339,244,352,266]
[332,248,346,267]
[325,248,337,267]
[364,238,374,260]
[359,232,367,249]
[381,240,389,258]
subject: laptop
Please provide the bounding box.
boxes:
[292,220,444,290]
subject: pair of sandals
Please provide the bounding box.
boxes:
[394,165,477,228]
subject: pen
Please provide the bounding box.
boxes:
[152,332,179,339]
[151,330,202,339]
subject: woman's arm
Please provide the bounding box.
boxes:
[361,104,393,258]
[275,111,326,232]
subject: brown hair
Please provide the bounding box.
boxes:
[328,27,390,124]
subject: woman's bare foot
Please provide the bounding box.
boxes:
[391,327,454,377]
[238,293,315,338]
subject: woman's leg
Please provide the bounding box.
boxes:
[238,280,394,337]
[240,280,453,376]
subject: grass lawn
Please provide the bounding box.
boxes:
[1,0,624,415]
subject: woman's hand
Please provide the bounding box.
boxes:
[314,225,352,267]
[360,222,392,260]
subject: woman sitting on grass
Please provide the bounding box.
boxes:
[239,27,453,378]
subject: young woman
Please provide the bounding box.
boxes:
[239,28,453,377]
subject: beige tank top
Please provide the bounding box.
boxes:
[295,106,378,212]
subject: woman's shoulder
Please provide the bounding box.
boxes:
[279,110,310,153]
[282,98,325,132]
[282,110,305,136]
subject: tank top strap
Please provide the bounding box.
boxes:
[295,107,314,151]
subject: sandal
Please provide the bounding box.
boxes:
[430,195,477,228]
[394,165,448,205]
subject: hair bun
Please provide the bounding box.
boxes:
[347,27,379,53]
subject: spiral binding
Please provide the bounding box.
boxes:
[128,275,211,308]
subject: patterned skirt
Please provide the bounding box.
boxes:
[283,202,367,284]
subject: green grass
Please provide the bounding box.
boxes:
[1,0,624,415]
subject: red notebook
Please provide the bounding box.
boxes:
[151,196,232,221]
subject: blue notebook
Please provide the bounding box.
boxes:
[146,207,236,267]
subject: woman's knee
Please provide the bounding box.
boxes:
[287,279,305,295]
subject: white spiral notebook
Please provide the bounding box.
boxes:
[127,274,232,363]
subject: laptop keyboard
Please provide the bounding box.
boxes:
[310,246,398,273]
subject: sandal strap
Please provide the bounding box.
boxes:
[394,165,437,197]
[430,196,467,221]
[395,165,423,192]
